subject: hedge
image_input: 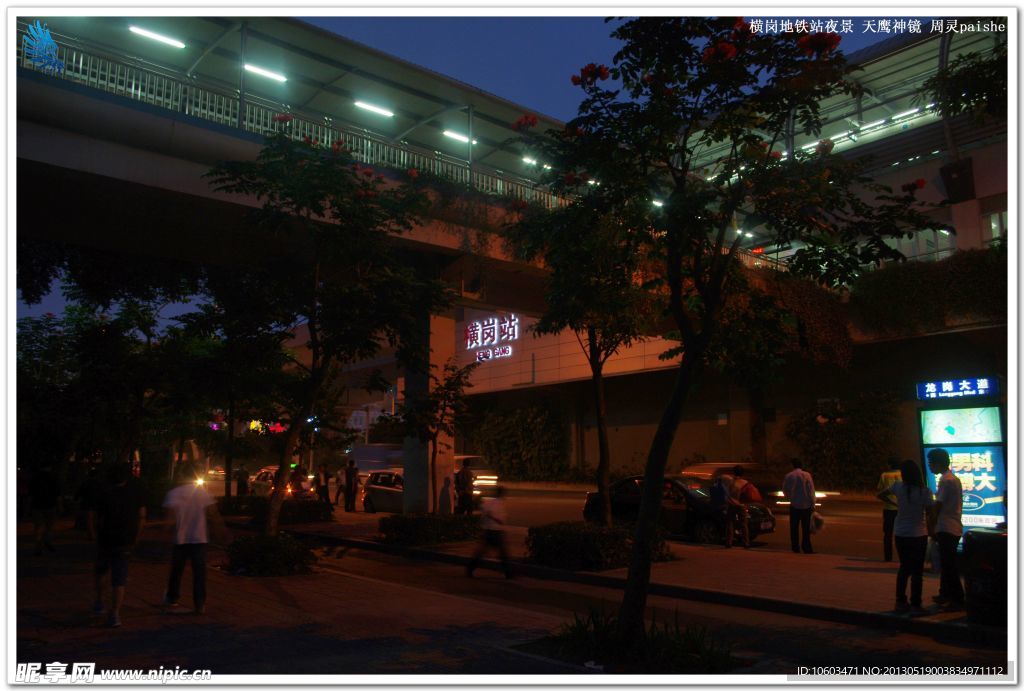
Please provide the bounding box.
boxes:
[216,496,334,524]
[227,533,317,576]
[377,513,481,545]
[526,521,672,571]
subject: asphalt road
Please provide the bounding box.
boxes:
[503,490,890,561]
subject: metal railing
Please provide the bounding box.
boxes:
[16,23,565,210]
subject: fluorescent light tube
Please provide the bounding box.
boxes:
[355,101,394,117]
[129,26,185,48]
[244,64,287,82]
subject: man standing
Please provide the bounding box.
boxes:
[928,448,965,607]
[315,464,332,505]
[343,459,360,512]
[877,458,902,562]
[333,464,346,506]
[783,458,816,554]
[88,463,146,627]
[163,462,226,615]
[727,466,751,549]
[466,485,512,579]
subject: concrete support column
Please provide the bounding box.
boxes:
[951,199,983,251]
[402,311,457,514]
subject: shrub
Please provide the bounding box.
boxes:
[227,533,317,576]
[377,513,481,545]
[216,496,334,524]
[545,609,734,673]
[526,521,672,571]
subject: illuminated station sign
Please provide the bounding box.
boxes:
[465,314,519,362]
[916,376,998,400]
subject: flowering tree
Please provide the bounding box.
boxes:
[525,17,940,643]
[207,122,449,535]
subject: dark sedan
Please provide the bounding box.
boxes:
[583,475,776,544]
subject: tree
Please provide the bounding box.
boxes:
[401,359,480,512]
[505,193,656,526]
[532,18,939,642]
[921,24,1007,122]
[207,125,449,534]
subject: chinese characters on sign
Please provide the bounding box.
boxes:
[747,18,1005,35]
[925,446,1006,528]
[465,314,519,363]
[916,377,998,401]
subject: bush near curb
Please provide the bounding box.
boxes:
[227,533,317,576]
[539,609,734,673]
[377,513,481,545]
[217,496,334,524]
[526,521,672,571]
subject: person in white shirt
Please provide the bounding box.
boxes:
[879,459,934,611]
[928,448,965,607]
[782,459,816,554]
[163,463,227,614]
[466,485,511,579]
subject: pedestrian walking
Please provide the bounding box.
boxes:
[234,464,249,497]
[29,463,61,554]
[782,458,816,554]
[344,460,360,512]
[727,465,753,548]
[877,458,901,562]
[315,464,332,505]
[163,462,227,615]
[466,485,512,578]
[454,463,475,516]
[333,464,346,506]
[878,459,933,612]
[88,463,146,627]
[927,448,965,608]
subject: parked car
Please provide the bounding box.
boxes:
[454,455,499,502]
[680,462,834,508]
[583,475,776,544]
[248,465,315,499]
[361,470,405,513]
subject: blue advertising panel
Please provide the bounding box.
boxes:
[924,445,1006,528]
[916,376,999,401]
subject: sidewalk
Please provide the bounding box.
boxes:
[277,508,1005,646]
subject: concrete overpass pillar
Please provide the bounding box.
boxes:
[402,311,457,514]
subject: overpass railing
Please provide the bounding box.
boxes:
[15,21,565,210]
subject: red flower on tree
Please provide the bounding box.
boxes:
[362,168,374,177]
[407,168,419,180]
[272,113,293,123]
[702,41,738,64]
[571,74,582,86]
[511,113,539,131]
[916,178,927,189]
[769,151,782,159]
[901,178,927,194]
[797,32,841,58]
[816,139,835,155]
[731,18,753,42]
[302,135,312,144]
[572,63,612,87]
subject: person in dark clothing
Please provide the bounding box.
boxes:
[74,465,103,531]
[29,465,61,554]
[234,465,249,497]
[88,463,146,627]
[289,466,306,495]
[454,464,475,516]
[315,464,332,505]
[344,460,360,512]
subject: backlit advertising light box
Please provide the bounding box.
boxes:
[920,406,1005,529]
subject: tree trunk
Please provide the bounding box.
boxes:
[590,354,613,527]
[265,414,307,536]
[615,351,702,642]
[429,436,438,514]
[748,385,767,464]
[224,398,235,498]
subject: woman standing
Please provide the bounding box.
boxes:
[878,459,934,611]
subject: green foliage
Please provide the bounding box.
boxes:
[784,391,901,489]
[544,608,734,673]
[920,27,1007,122]
[473,405,568,480]
[227,533,317,576]
[217,496,334,524]
[848,249,1007,336]
[526,521,672,571]
[377,513,481,545]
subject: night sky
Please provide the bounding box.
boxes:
[18,15,924,318]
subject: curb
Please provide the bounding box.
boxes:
[288,528,1006,648]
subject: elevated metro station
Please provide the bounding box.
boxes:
[17,17,1008,506]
